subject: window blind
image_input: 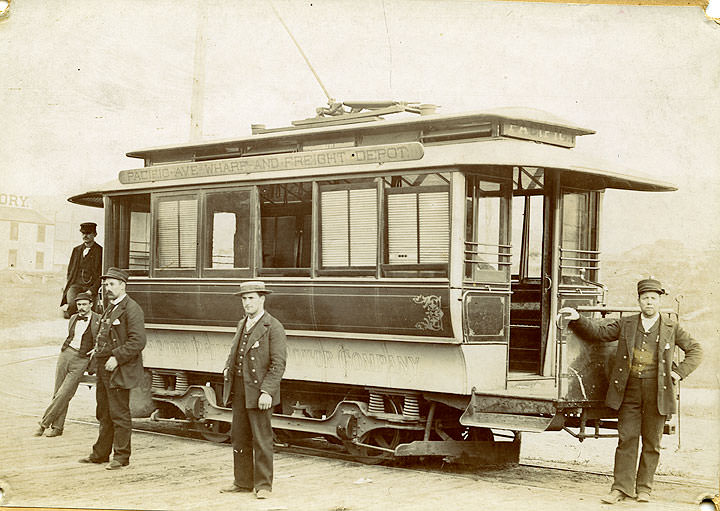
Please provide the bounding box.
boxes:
[157,198,197,269]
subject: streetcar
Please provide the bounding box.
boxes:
[69,101,676,463]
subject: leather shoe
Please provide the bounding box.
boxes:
[106,460,129,470]
[601,489,627,504]
[45,428,63,437]
[220,484,252,493]
[79,456,108,464]
[255,488,271,499]
[636,492,650,503]
[33,425,45,437]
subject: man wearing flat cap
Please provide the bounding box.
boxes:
[34,291,101,437]
[61,222,103,319]
[560,278,702,504]
[220,281,287,499]
[79,267,146,471]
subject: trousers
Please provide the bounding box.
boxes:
[91,360,132,464]
[612,377,666,497]
[40,348,89,431]
[231,374,274,491]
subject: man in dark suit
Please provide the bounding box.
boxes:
[79,267,146,470]
[561,278,702,504]
[34,292,100,437]
[220,281,287,500]
[61,222,103,318]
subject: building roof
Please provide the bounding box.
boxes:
[0,206,54,225]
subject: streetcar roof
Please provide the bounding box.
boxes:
[68,136,676,208]
[125,107,595,160]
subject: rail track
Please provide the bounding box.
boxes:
[1,348,716,511]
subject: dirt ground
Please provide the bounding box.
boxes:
[1,273,718,510]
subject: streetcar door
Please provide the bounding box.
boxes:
[552,187,606,402]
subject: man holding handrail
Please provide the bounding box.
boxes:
[559,278,702,504]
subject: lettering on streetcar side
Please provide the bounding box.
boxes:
[119,142,425,184]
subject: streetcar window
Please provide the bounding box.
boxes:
[319,182,377,272]
[560,190,599,284]
[464,176,510,283]
[107,194,150,275]
[155,194,198,271]
[382,173,450,277]
[259,183,312,276]
[204,190,251,271]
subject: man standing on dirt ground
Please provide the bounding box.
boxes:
[34,292,100,438]
[61,222,102,319]
[79,267,146,471]
[559,277,702,504]
[220,281,287,500]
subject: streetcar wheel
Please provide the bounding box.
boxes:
[194,420,231,443]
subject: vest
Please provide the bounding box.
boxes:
[234,321,256,377]
[75,246,97,286]
[630,317,659,379]
[64,320,95,357]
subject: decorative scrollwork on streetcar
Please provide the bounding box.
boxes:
[412,295,444,331]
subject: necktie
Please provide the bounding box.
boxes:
[77,316,89,321]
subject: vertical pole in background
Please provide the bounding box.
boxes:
[674,295,683,451]
[189,0,208,142]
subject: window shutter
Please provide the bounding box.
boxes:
[387,194,418,263]
[321,190,349,266]
[349,189,377,266]
[157,198,197,269]
[418,191,449,263]
[321,188,377,267]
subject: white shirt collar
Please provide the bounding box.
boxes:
[111,294,127,306]
[245,310,265,331]
[641,313,660,332]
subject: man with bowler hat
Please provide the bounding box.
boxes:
[34,291,101,437]
[560,277,702,504]
[220,281,287,499]
[79,267,146,470]
[61,222,102,318]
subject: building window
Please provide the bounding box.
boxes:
[156,195,198,270]
[10,222,18,241]
[37,224,46,243]
[35,251,44,270]
[8,249,17,268]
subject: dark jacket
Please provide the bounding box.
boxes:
[101,295,146,389]
[571,313,702,415]
[222,312,287,409]
[62,311,101,356]
[60,242,103,305]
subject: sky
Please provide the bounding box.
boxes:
[1,0,719,254]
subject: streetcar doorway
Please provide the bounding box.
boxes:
[509,193,545,375]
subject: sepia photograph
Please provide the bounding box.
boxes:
[0,1,718,510]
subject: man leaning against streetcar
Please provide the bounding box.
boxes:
[560,277,702,504]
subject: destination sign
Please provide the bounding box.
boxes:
[119,142,424,184]
[500,122,575,148]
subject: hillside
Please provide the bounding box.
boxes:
[602,240,719,389]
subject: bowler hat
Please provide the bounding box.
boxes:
[101,267,129,283]
[234,281,272,296]
[637,278,665,296]
[75,291,94,303]
[79,222,97,234]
